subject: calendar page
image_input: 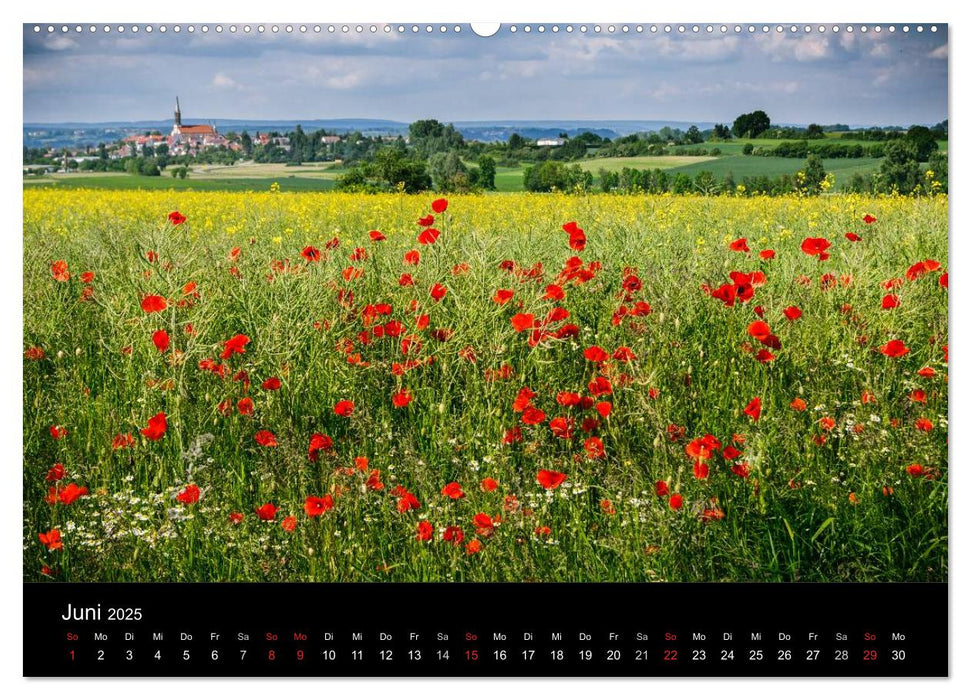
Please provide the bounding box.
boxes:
[22,18,948,679]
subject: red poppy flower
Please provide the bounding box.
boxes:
[416,520,434,541]
[800,237,831,261]
[443,526,464,544]
[493,289,514,305]
[549,416,574,439]
[863,214,877,224]
[511,313,535,332]
[654,480,670,497]
[308,433,332,461]
[940,272,948,289]
[304,494,334,517]
[472,513,495,538]
[480,477,498,492]
[915,418,934,432]
[57,483,88,505]
[168,211,187,226]
[880,294,900,310]
[301,246,321,262]
[917,366,936,378]
[747,320,772,342]
[584,436,605,459]
[562,221,586,251]
[334,399,355,417]
[51,260,70,282]
[280,515,297,532]
[220,334,250,359]
[521,406,547,425]
[880,339,910,358]
[257,376,280,392]
[432,482,463,502]
[588,376,613,397]
[176,484,200,504]
[403,250,421,266]
[418,214,434,227]
[237,397,254,416]
[39,529,63,550]
[755,349,775,363]
[140,412,167,441]
[906,259,941,281]
[906,464,929,478]
[729,238,750,253]
[46,463,65,482]
[111,432,134,450]
[583,345,609,363]
[255,503,277,520]
[502,427,523,444]
[759,249,775,260]
[141,295,167,313]
[253,430,277,447]
[431,198,449,214]
[544,284,565,300]
[845,232,862,242]
[430,283,448,301]
[391,389,413,408]
[783,306,802,321]
[790,398,807,411]
[151,329,170,353]
[537,469,567,490]
[693,461,710,479]
[744,397,762,422]
[669,494,683,510]
[418,228,441,245]
[369,230,386,242]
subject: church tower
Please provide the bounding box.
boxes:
[173,97,182,134]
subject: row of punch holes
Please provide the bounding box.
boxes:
[32,24,940,36]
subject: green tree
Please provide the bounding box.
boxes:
[802,154,827,194]
[732,110,771,138]
[879,139,921,193]
[905,125,939,161]
[805,123,825,139]
[476,155,497,190]
[927,151,948,192]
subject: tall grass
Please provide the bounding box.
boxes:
[24,190,947,582]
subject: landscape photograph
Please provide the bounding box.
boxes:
[23,23,947,583]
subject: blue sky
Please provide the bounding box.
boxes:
[23,24,948,126]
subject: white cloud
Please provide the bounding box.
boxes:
[929,44,948,59]
[44,36,77,51]
[211,72,241,90]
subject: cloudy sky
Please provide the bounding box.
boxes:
[23,24,948,126]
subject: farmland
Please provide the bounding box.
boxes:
[24,189,948,583]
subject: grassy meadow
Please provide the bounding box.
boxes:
[24,189,948,583]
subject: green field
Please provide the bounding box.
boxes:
[668,156,885,186]
[25,132,946,193]
[24,189,948,583]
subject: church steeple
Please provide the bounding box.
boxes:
[174,97,182,128]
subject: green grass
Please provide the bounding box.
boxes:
[667,156,884,186]
[24,174,337,192]
[24,190,948,583]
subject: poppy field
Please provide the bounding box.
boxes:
[23,189,947,583]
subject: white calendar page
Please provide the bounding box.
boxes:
[6,0,967,697]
